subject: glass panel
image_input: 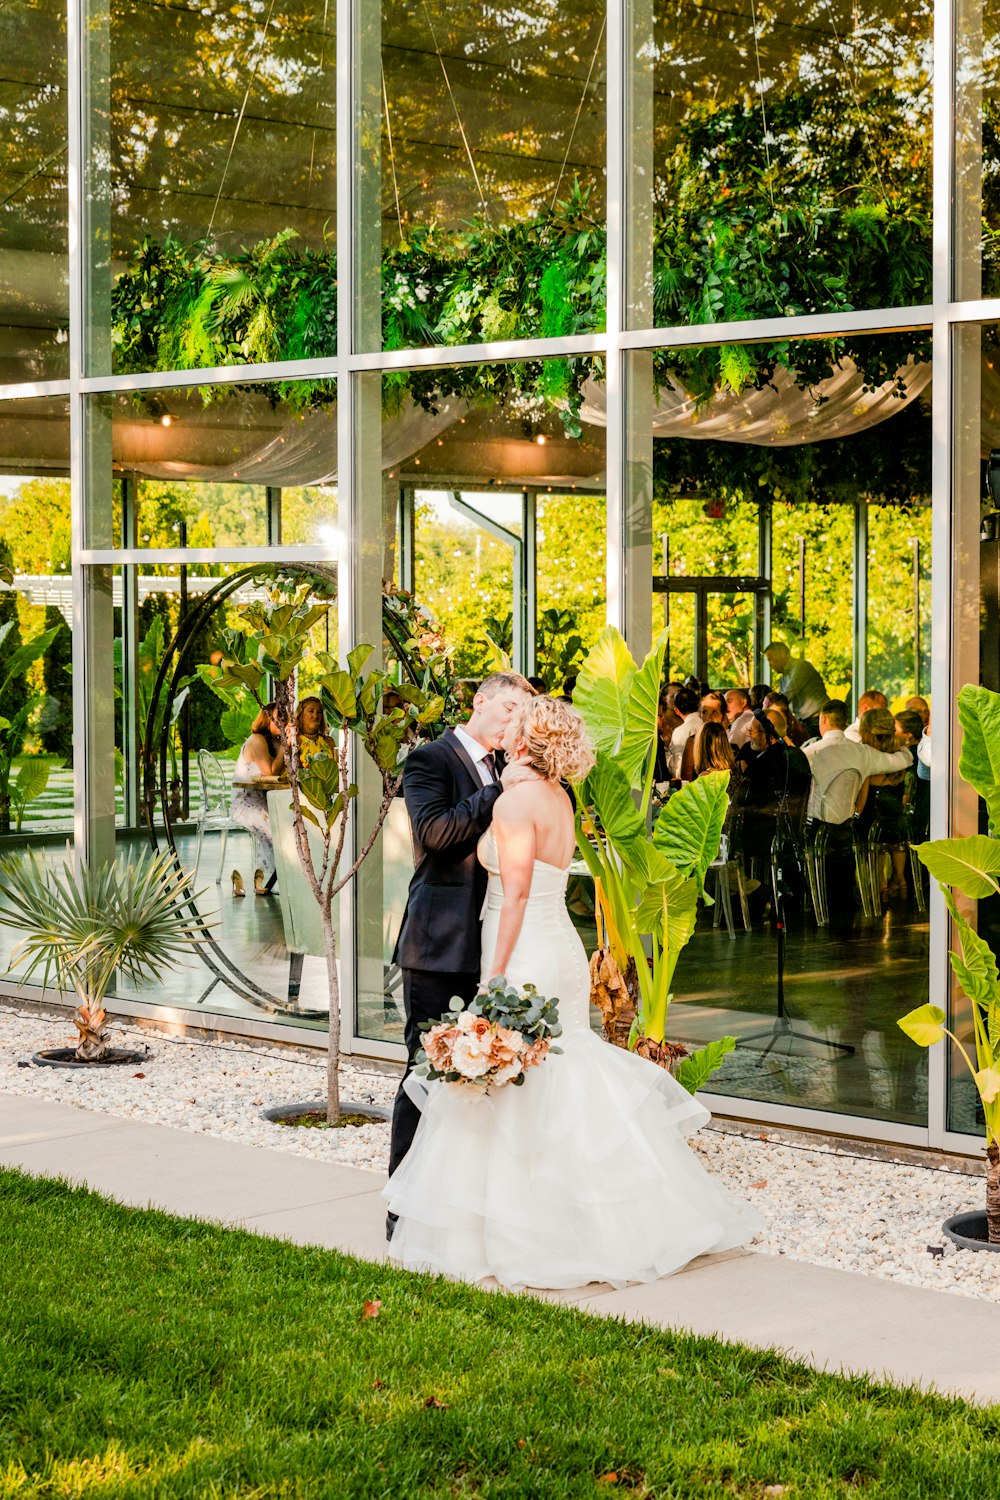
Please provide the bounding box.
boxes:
[372,0,607,352]
[637,335,931,1127]
[108,556,339,1032]
[92,0,336,376]
[357,355,609,1044]
[956,0,1000,299]
[639,0,933,328]
[948,323,1000,1137]
[0,397,73,991]
[0,0,69,381]
[85,381,337,548]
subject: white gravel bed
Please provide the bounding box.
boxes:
[3,1005,999,1303]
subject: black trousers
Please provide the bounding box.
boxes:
[387,966,480,1177]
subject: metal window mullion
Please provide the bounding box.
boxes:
[852,499,868,711]
[925,0,958,1148]
[523,489,536,675]
[604,0,626,639]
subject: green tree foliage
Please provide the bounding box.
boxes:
[0,541,28,755]
[39,604,73,764]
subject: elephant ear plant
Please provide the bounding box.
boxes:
[572,627,736,1094]
[0,849,207,1062]
[898,684,1000,1243]
[216,581,445,1125]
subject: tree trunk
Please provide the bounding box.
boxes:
[987,1141,1000,1244]
[324,907,341,1126]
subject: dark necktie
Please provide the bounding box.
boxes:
[482,752,500,784]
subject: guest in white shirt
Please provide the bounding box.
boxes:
[804,699,912,825]
[725,687,755,748]
[845,689,888,743]
[668,686,701,778]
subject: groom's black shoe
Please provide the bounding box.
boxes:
[386,1212,398,1243]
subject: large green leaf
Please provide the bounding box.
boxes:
[652,771,730,890]
[573,627,636,757]
[898,1003,947,1048]
[675,1035,737,1095]
[615,631,668,791]
[958,684,1000,829]
[14,760,50,801]
[634,868,699,960]
[582,751,648,879]
[943,890,1000,1050]
[0,625,63,699]
[915,835,1000,899]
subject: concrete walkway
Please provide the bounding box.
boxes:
[3,1091,999,1407]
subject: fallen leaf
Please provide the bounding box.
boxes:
[516,1438,526,1449]
[424,1396,448,1409]
[133,1072,145,1079]
[762,1488,790,1497]
[759,1132,769,1140]
[362,1300,382,1320]
[597,1473,619,1486]
[372,1378,385,1390]
[750,1180,768,1190]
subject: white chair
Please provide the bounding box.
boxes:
[193,749,245,883]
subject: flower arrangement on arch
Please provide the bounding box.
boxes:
[414,977,562,1091]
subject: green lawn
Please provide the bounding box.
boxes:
[1,1170,997,1499]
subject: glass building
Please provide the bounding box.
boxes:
[0,0,994,1152]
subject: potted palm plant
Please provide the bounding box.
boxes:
[0,848,207,1065]
[898,683,1000,1248]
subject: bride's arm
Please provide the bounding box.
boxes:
[487,794,536,980]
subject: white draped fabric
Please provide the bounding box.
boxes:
[576,359,932,446]
[103,358,932,487]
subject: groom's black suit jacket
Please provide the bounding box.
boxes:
[393,730,502,973]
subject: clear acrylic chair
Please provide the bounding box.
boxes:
[193,749,244,883]
[804,767,875,923]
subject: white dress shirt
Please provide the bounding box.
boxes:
[803,729,912,823]
[668,711,701,776]
[727,709,755,748]
[844,718,862,742]
[452,725,497,787]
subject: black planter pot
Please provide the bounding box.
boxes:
[31,1048,149,1070]
[261,1099,392,1125]
[942,1211,1000,1252]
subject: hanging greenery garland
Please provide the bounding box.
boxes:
[110,95,933,430]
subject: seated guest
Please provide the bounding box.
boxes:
[561,674,578,702]
[856,708,910,902]
[749,683,769,711]
[764,641,827,739]
[654,687,683,781]
[294,696,337,768]
[527,676,548,695]
[668,687,701,779]
[694,721,737,778]
[231,703,285,895]
[737,709,812,910]
[845,688,889,742]
[725,687,755,748]
[763,689,809,747]
[803,699,912,829]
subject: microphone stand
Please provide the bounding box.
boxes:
[742,831,856,1065]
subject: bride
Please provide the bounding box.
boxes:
[383,694,762,1290]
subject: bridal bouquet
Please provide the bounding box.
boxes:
[413,977,562,1091]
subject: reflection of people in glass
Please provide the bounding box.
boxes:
[294,696,336,768]
[231,704,284,894]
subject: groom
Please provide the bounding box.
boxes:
[387,672,533,1213]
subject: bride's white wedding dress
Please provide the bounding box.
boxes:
[383,828,762,1290]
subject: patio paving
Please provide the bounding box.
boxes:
[3,1090,1000,1406]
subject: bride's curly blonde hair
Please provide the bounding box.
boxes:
[509,694,595,784]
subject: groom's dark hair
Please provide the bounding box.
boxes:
[477,671,535,698]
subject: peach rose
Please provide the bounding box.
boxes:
[423,1023,460,1070]
[522,1038,550,1069]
